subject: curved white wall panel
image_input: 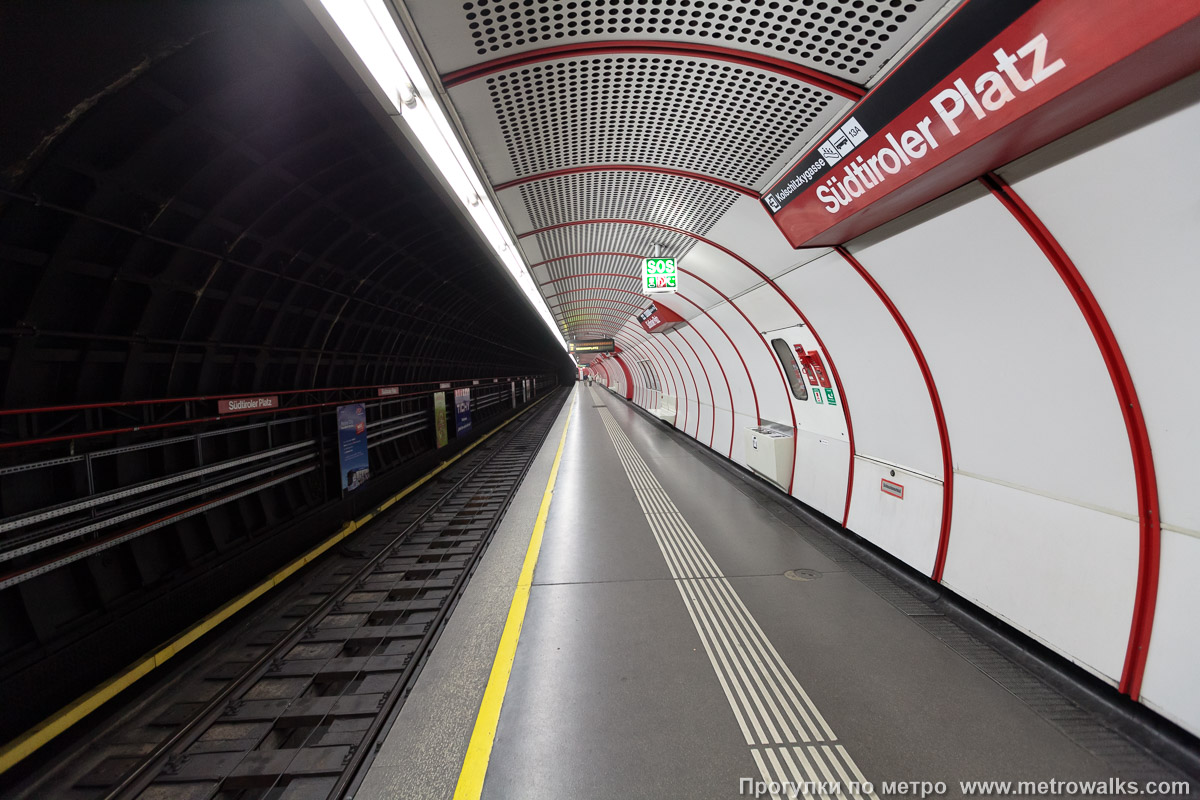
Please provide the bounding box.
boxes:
[705,197,829,279]
[849,184,1137,518]
[677,325,730,414]
[998,74,1200,538]
[944,475,1138,682]
[735,282,800,336]
[707,303,791,426]
[849,459,943,575]
[774,252,942,478]
[688,311,754,421]
[679,243,761,299]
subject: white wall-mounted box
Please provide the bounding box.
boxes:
[744,424,795,490]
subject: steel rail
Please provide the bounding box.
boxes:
[100,390,565,800]
[332,401,559,798]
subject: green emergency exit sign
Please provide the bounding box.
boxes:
[643,257,677,294]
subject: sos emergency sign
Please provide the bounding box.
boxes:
[642,257,677,294]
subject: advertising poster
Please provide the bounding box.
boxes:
[336,403,370,494]
[434,391,448,448]
[454,387,472,436]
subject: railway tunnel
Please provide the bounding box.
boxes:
[1,1,1198,797]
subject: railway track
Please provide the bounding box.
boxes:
[13,388,568,800]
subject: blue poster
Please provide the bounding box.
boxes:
[454,388,472,436]
[337,403,370,493]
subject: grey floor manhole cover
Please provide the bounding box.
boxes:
[784,569,823,581]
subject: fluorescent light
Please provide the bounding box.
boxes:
[312,0,568,350]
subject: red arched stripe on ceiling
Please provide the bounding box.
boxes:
[576,309,715,448]
[612,353,635,400]
[539,272,638,287]
[552,309,643,329]
[981,173,1160,702]
[623,329,687,427]
[525,242,823,498]
[657,327,702,440]
[588,309,722,452]
[551,305,641,322]
[551,303,638,317]
[546,288,656,307]
[675,266,800,493]
[519,219,857,519]
[441,40,866,100]
[495,165,757,197]
[633,285,760,432]
[611,322,713,448]
[549,295,647,311]
[557,314,645,336]
[564,310,688,400]
[668,328,716,448]
[531,255,639,269]
[606,329,677,407]
[669,292,742,458]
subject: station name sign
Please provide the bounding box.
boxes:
[568,338,615,354]
[217,395,279,414]
[642,257,677,294]
[637,302,688,334]
[762,0,1200,247]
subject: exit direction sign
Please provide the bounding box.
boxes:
[642,257,677,294]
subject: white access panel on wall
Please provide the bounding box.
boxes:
[763,324,849,520]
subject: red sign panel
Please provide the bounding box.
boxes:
[378,386,400,397]
[637,302,688,334]
[217,396,279,414]
[793,346,818,386]
[881,479,905,499]
[762,0,1200,247]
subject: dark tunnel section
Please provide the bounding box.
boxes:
[0,1,571,746]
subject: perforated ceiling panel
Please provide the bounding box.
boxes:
[519,172,739,233]
[485,55,838,186]
[550,288,639,305]
[542,253,639,283]
[526,222,697,266]
[553,298,637,318]
[408,0,951,84]
[542,257,641,297]
[397,1,962,341]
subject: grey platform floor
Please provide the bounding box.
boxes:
[357,384,1189,800]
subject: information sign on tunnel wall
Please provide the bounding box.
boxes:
[637,302,688,333]
[454,388,472,436]
[336,403,370,494]
[434,391,448,448]
[761,0,1200,246]
[568,339,615,354]
[217,395,278,414]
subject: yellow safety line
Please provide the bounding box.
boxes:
[453,391,576,800]
[0,393,553,775]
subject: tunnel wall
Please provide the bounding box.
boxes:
[603,73,1200,737]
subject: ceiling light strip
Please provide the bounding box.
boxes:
[310,0,567,349]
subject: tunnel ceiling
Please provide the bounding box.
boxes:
[388,0,961,367]
[0,0,568,409]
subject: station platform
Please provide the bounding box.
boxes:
[356,384,1189,800]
